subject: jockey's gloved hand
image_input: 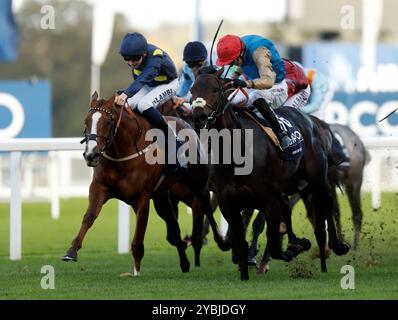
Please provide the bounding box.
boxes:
[232,79,248,88]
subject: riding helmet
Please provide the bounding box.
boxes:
[216,34,244,66]
[119,32,148,57]
[183,41,208,62]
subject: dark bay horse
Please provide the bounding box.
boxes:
[245,122,369,271]
[190,67,349,280]
[62,92,228,275]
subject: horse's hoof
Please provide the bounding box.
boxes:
[61,249,77,262]
[181,262,190,273]
[282,250,294,262]
[299,238,312,251]
[332,242,350,256]
[133,267,141,277]
[240,269,249,281]
[217,238,232,252]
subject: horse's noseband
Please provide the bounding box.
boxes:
[82,107,117,152]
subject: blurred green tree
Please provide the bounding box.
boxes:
[0,0,132,136]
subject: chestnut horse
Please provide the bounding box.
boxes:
[62,92,228,275]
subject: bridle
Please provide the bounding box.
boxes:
[193,73,246,129]
[82,107,119,153]
[82,104,150,161]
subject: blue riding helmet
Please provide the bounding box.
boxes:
[119,32,148,57]
[183,41,208,62]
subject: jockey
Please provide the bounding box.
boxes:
[301,67,335,120]
[283,58,311,110]
[216,34,291,150]
[175,41,208,102]
[114,32,184,172]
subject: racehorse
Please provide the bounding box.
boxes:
[61,92,229,275]
[190,67,349,280]
[245,122,369,271]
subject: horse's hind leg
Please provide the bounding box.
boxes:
[346,181,363,250]
[331,185,344,241]
[280,197,312,259]
[62,183,108,262]
[131,194,150,276]
[187,184,231,252]
[153,193,190,273]
[303,187,328,272]
[263,197,284,261]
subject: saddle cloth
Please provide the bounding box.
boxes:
[246,107,305,161]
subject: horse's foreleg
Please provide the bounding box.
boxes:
[219,202,249,281]
[131,194,150,276]
[346,182,363,251]
[62,183,108,262]
[152,193,190,273]
[281,197,312,259]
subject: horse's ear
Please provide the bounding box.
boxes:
[216,67,224,78]
[91,91,98,102]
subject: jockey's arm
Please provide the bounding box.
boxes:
[251,46,276,90]
[301,72,331,114]
[175,63,194,99]
[124,58,161,98]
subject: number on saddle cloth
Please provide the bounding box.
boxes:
[247,107,304,161]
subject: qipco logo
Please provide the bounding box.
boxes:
[325,100,398,136]
[0,93,25,138]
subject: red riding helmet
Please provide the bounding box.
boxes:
[216,34,244,66]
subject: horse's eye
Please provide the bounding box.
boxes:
[212,88,218,93]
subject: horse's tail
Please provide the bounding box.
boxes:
[365,148,371,165]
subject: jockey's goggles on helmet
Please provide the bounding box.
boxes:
[123,55,142,62]
[187,60,202,68]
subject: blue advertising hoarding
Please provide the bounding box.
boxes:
[326,92,398,137]
[303,42,398,137]
[0,81,51,138]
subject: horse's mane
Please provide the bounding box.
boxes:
[197,65,219,75]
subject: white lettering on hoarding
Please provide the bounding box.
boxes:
[0,93,25,138]
[325,100,398,137]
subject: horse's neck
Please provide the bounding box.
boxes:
[108,110,150,157]
[215,107,242,131]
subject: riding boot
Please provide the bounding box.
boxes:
[252,98,291,150]
[330,134,350,167]
[141,107,186,174]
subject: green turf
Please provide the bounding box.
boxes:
[0,192,397,299]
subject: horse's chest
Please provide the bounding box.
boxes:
[103,170,148,199]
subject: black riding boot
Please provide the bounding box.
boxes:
[330,134,350,167]
[141,107,185,173]
[252,98,291,150]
